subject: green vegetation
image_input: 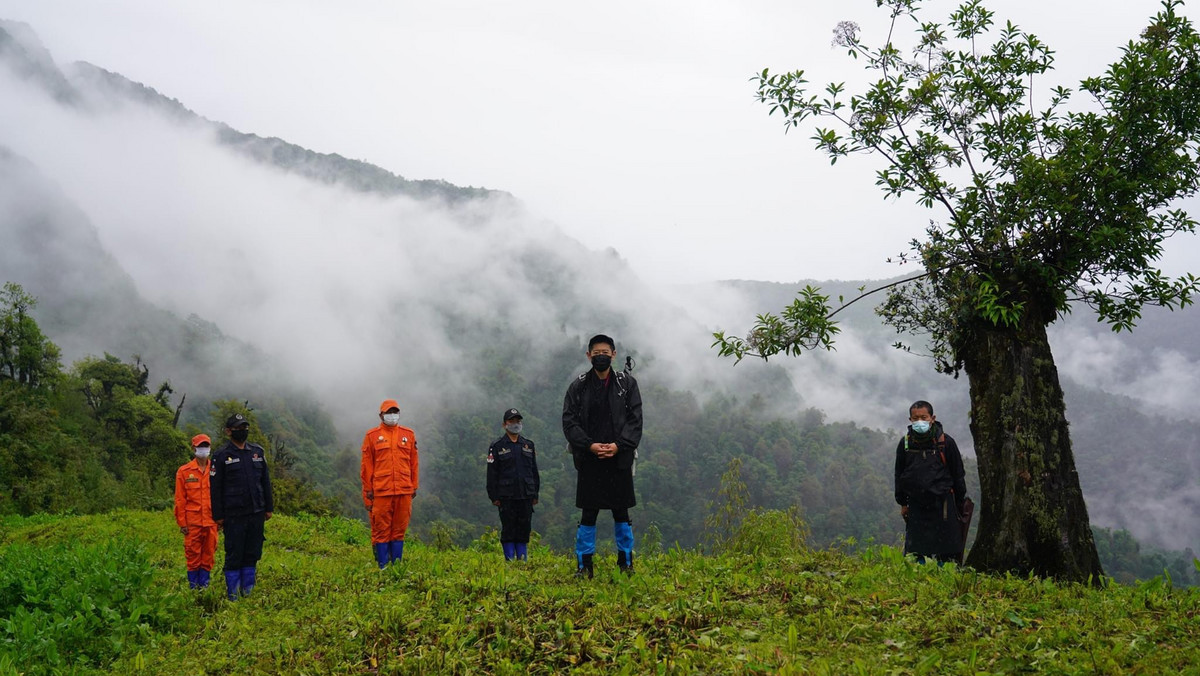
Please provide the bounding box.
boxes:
[717,0,1200,581]
[4,281,1194,592]
[0,283,336,519]
[2,510,1197,675]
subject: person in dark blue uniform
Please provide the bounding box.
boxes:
[486,408,539,561]
[209,413,274,600]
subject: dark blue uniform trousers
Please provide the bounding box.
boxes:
[223,512,265,599]
[224,512,266,569]
[498,499,535,543]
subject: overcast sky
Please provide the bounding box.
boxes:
[1,0,1195,285]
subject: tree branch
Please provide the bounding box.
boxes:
[828,270,938,320]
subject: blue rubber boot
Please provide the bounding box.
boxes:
[502,542,516,561]
[615,521,635,574]
[197,570,211,589]
[389,540,405,564]
[515,543,528,561]
[373,542,390,569]
[224,569,241,601]
[574,525,596,578]
[239,567,257,597]
[186,570,198,589]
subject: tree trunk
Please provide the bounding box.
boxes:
[961,314,1103,582]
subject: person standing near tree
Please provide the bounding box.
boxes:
[895,400,968,564]
[174,433,218,590]
[361,399,419,568]
[563,334,643,578]
[209,413,273,600]
[487,408,540,561]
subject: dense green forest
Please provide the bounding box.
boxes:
[3,281,1196,587]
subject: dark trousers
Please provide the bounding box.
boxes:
[579,507,630,526]
[498,499,534,543]
[223,512,266,571]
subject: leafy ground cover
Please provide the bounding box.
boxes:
[1,511,1197,674]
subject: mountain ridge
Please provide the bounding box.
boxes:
[3,19,1199,555]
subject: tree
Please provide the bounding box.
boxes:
[71,354,188,488]
[715,0,1200,581]
[0,282,61,388]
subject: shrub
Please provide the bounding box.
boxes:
[726,507,810,557]
[0,539,192,673]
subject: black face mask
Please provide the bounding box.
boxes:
[231,428,249,443]
[591,354,612,372]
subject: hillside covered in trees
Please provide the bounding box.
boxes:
[3,280,1197,588]
[2,17,1198,589]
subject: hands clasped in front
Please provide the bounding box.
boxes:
[590,442,618,459]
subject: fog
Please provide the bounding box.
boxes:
[3,22,1200,553]
[0,35,797,437]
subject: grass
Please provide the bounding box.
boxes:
[1,511,1198,674]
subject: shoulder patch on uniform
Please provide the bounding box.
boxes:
[486,453,494,464]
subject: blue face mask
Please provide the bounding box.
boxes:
[911,420,932,434]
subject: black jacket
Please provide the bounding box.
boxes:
[893,423,967,510]
[894,423,968,557]
[562,369,643,471]
[209,440,274,521]
[486,435,540,502]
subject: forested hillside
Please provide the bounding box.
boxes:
[2,18,1197,590]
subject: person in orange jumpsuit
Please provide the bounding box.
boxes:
[361,399,419,568]
[174,433,219,589]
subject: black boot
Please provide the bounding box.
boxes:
[617,550,634,575]
[574,553,594,579]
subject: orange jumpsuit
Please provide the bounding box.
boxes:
[174,458,218,572]
[361,423,420,544]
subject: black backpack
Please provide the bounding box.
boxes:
[898,433,953,506]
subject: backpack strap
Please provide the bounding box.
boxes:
[613,371,629,398]
[936,433,955,496]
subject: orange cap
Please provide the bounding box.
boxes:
[191,433,211,447]
[379,399,400,414]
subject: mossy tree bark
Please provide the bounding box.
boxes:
[962,310,1103,581]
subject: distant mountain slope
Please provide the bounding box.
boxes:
[0,19,498,205]
[3,18,1197,554]
[0,143,326,423]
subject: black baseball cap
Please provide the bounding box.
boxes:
[503,408,522,421]
[225,413,249,429]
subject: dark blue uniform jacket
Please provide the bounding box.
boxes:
[486,435,539,502]
[209,441,274,521]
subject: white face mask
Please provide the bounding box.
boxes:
[195,447,211,459]
[382,413,400,426]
